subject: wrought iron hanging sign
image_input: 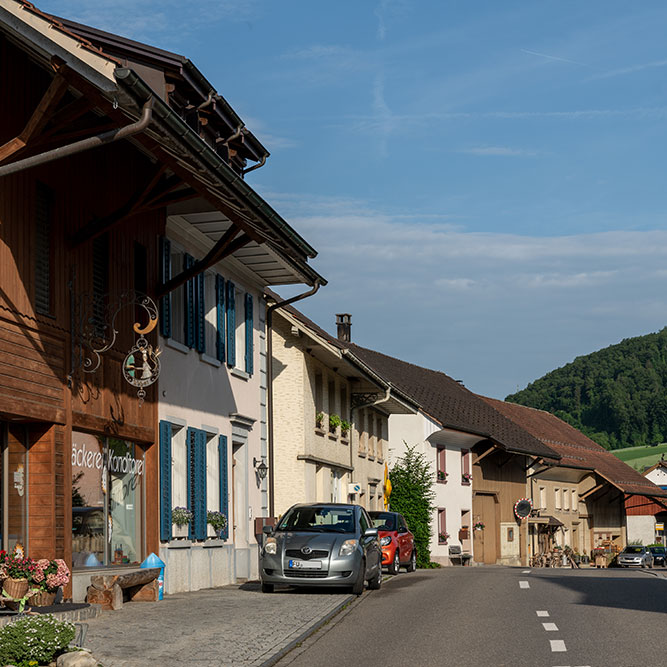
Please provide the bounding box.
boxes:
[72,289,160,405]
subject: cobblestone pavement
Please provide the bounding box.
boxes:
[82,583,353,667]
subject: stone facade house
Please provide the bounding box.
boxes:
[268,302,415,517]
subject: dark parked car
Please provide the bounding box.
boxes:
[369,510,416,575]
[618,545,653,568]
[260,503,382,595]
[649,546,666,567]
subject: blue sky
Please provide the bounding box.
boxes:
[41,1,667,398]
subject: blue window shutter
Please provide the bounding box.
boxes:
[186,427,196,539]
[159,420,172,542]
[226,280,236,367]
[184,254,195,348]
[216,275,225,362]
[245,293,254,375]
[196,271,205,353]
[159,238,171,338]
[195,430,207,541]
[218,435,229,541]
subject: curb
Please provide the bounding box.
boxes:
[258,593,355,667]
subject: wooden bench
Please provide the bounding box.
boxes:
[449,545,472,566]
[86,568,161,610]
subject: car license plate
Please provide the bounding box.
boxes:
[288,559,322,570]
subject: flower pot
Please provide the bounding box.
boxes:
[3,577,28,600]
[172,524,189,539]
[27,590,57,607]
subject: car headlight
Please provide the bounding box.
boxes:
[339,539,358,556]
[264,538,277,555]
[380,536,392,547]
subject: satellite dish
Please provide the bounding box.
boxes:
[514,498,532,520]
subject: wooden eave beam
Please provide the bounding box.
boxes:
[473,443,496,466]
[580,483,605,500]
[526,465,550,479]
[0,74,69,163]
[69,165,169,247]
[524,456,542,472]
[156,227,252,297]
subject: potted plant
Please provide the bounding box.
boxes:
[437,470,448,482]
[340,420,351,439]
[2,553,35,600]
[329,413,342,434]
[315,412,324,430]
[172,506,193,539]
[438,532,450,544]
[206,511,228,538]
[473,521,485,531]
[28,559,70,607]
[462,472,473,484]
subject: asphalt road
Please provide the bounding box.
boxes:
[276,566,667,667]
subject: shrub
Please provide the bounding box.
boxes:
[0,615,75,665]
[172,507,193,527]
[207,510,227,532]
[388,443,435,568]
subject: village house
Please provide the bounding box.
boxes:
[341,343,559,567]
[483,398,667,559]
[0,0,324,600]
[624,461,667,546]
[269,303,416,517]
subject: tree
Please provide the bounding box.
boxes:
[388,444,435,568]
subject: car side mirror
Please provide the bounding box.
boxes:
[364,528,379,538]
[262,525,274,535]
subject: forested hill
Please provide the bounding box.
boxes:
[505,328,667,450]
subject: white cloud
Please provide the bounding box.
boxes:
[265,190,667,398]
[461,146,538,157]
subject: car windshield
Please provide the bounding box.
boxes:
[623,547,644,554]
[277,506,356,533]
[650,547,665,554]
[369,512,397,531]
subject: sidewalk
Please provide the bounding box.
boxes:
[82,583,353,666]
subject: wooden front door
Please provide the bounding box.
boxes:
[473,494,497,564]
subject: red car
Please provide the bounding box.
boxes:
[369,510,416,575]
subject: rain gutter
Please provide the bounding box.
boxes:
[114,68,318,263]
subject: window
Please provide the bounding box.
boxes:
[539,487,546,510]
[507,527,514,542]
[554,488,561,510]
[461,449,471,484]
[358,410,367,453]
[369,413,376,456]
[314,372,323,426]
[340,386,348,422]
[159,421,229,543]
[563,487,570,511]
[92,234,109,338]
[572,489,578,512]
[437,447,447,482]
[438,509,448,543]
[34,182,53,316]
[377,417,384,459]
[72,432,145,568]
[159,238,234,365]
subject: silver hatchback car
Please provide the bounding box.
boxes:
[260,503,382,595]
[618,545,654,568]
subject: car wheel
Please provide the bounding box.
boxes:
[368,558,382,590]
[351,560,365,596]
[261,582,274,594]
[649,561,654,569]
[389,550,400,576]
[407,549,417,572]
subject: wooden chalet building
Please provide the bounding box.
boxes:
[0,1,323,598]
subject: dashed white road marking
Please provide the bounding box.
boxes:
[542,622,559,631]
[536,610,550,617]
[519,580,530,589]
[550,640,567,652]
[522,569,531,573]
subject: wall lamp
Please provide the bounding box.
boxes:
[253,457,269,480]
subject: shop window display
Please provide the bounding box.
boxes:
[71,432,144,569]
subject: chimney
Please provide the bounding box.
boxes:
[336,313,352,343]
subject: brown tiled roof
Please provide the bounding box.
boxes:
[483,397,667,499]
[345,345,559,460]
